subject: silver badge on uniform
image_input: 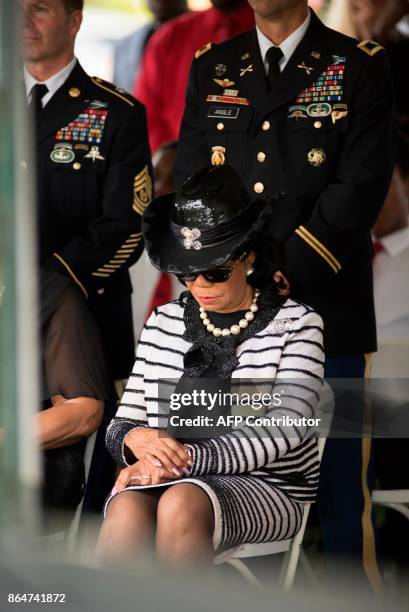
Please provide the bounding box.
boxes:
[84,145,105,162]
[50,143,75,164]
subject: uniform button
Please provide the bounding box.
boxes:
[21,161,28,171]
[73,162,81,170]
[217,122,224,131]
[262,121,270,131]
[257,152,266,163]
[314,121,322,129]
[254,182,264,194]
[97,288,105,295]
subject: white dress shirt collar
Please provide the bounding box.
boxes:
[256,9,311,73]
[24,57,77,108]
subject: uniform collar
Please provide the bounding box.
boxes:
[256,9,311,73]
[24,57,77,106]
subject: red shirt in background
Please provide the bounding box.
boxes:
[134,4,254,153]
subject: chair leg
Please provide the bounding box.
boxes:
[225,558,263,587]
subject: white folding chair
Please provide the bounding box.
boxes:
[223,383,334,590]
[372,489,409,522]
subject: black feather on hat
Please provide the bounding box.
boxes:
[142,165,283,274]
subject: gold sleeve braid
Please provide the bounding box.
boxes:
[133,165,153,216]
[92,166,152,278]
[92,232,142,278]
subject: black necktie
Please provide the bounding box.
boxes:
[28,83,49,121]
[266,46,283,90]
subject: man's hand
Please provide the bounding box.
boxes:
[124,428,192,477]
[274,271,291,297]
[114,458,182,492]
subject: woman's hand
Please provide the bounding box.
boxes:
[124,428,192,477]
[114,458,182,492]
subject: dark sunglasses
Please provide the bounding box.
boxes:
[176,266,233,285]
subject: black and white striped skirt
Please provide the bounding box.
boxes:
[104,475,304,562]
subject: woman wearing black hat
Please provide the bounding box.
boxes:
[98,166,324,566]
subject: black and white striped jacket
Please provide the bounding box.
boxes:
[107,298,325,502]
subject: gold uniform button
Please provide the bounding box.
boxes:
[254,182,264,194]
[69,87,81,98]
[73,162,81,170]
[262,121,270,131]
[314,121,322,129]
[97,288,105,296]
[216,122,224,131]
[257,152,266,163]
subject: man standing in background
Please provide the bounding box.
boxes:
[113,0,188,93]
[135,0,254,153]
[22,0,152,510]
[175,0,396,589]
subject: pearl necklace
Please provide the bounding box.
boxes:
[199,291,260,337]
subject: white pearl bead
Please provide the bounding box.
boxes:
[221,328,231,336]
[207,323,215,332]
[213,327,222,337]
[239,319,248,328]
[245,311,254,321]
[230,325,241,335]
[250,304,259,313]
[203,318,210,326]
[199,306,205,313]
[200,312,207,319]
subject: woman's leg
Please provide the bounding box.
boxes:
[156,483,214,566]
[96,489,160,564]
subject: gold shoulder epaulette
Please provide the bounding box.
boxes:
[195,42,213,59]
[91,77,135,107]
[357,39,384,56]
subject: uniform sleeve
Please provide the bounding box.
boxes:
[186,311,324,476]
[105,310,157,467]
[48,103,153,298]
[283,49,397,290]
[174,59,211,188]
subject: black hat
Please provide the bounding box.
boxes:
[142,165,277,274]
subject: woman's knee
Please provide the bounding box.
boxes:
[105,490,156,523]
[157,484,214,535]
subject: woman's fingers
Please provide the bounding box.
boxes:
[145,447,184,475]
[115,468,133,492]
[161,437,192,465]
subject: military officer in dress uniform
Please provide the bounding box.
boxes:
[22,0,152,379]
[175,0,396,589]
[22,0,152,511]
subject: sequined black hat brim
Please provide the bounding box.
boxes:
[142,192,275,275]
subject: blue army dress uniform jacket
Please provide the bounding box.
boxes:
[174,11,397,356]
[37,62,152,378]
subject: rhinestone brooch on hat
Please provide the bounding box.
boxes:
[181,227,202,250]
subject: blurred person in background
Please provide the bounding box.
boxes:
[39,270,113,530]
[326,0,409,132]
[113,0,189,93]
[21,0,152,514]
[174,0,396,590]
[134,0,254,153]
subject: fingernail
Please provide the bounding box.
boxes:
[111,487,118,495]
[153,460,162,467]
[172,467,181,476]
[182,467,190,475]
[187,460,193,466]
